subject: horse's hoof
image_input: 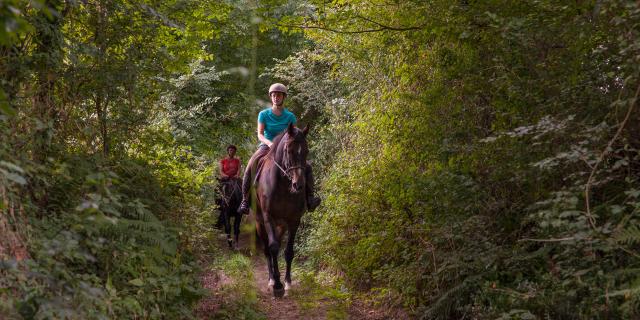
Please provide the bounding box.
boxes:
[267,279,274,292]
[273,284,285,298]
[285,281,292,291]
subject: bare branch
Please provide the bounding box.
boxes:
[585,82,640,230]
[276,21,423,34]
[353,14,426,31]
[518,237,576,242]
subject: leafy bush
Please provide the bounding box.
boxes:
[0,151,207,319]
[282,0,640,318]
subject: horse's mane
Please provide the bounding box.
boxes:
[267,130,288,158]
[267,126,304,158]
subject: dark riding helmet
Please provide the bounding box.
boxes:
[227,144,237,151]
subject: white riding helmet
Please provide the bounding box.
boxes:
[268,83,288,96]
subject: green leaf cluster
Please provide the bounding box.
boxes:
[278,0,640,318]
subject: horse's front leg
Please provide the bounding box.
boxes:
[262,210,284,297]
[224,208,232,248]
[256,224,274,290]
[284,222,299,292]
[233,213,241,250]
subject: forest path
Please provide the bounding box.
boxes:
[196,216,339,319]
[248,227,328,320]
[195,215,400,319]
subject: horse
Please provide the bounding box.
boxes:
[217,177,242,249]
[252,123,310,298]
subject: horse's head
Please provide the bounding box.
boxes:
[278,123,309,193]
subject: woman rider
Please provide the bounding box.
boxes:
[237,83,321,214]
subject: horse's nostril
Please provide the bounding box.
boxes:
[291,182,303,193]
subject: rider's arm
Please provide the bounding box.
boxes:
[257,120,272,147]
[236,160,242,178]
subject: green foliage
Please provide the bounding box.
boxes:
[291,269,350,319]
[0,155,206,319]
[279,0,640,318]
[0,0,308,318]
[208,254,265,320]
[5,0,640,318]
[0,1,240,318]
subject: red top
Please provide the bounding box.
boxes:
[220,157,240,177]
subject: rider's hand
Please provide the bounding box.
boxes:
[266,141,273,148]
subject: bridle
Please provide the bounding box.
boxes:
[272,135,305,182]
[273,160,304,181]
[219,179,240,206]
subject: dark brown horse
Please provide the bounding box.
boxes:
[253,123,310,297]
[217,177,242,249]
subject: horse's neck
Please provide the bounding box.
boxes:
[272,139,286,165]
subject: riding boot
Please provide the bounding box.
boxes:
[237,168,251,215]
[305,163,321,212]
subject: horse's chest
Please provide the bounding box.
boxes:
[268,190,305,216]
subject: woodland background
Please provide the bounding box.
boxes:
[1,0,640,319]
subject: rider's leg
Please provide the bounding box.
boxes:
[237,166,252,214]
[238,145,269,214]
[305,163,321,212]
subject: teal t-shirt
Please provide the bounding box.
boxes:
[258,107,297,143]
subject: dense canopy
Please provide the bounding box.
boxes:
[1,0,639,319]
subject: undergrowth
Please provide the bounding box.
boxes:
[208,253,265,320]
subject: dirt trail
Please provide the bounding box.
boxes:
[251,243,326,319]
[196,218,407,320]
[235,218,328,319]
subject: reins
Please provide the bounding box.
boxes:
[271,133,304,182]
[219,179,241,206]
[273,160,303,181]
[269,128,305,182]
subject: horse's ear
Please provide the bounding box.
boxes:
[302,124,310,136]
[288,122,294,135]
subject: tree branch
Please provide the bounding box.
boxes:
[584,82,640,230]
[276,21,424,34]
[518,237,576,242]
[353,14,426,31]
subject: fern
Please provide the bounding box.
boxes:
[615,224,640,245]
[421,274,483,320]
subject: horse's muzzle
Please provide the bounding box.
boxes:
[291,181,303,193]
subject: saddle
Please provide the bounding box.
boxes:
[249,152,270,213]
[253,155,268,184]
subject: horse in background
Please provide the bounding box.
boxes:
[217,177,242,249]
[252,123,310,298]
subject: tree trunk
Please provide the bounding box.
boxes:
[32,0,65,162]
[95,94,109,156]
[96,0,109,157]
